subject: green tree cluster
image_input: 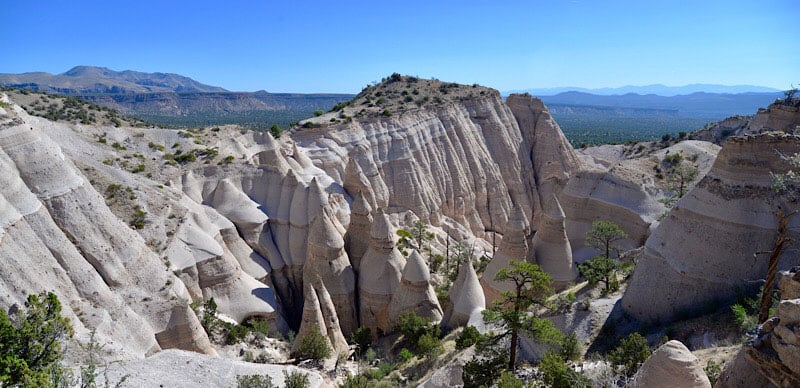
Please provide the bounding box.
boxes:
[0,292,74,387]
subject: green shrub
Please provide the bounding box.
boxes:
[538,352,591,388]
[313,110,324,117]
[237,374,274,388]
[456,326,481,350]
[283,370,309,388]
[462,349,507,388]
[220,155,235,165]
[295,324,332,361]
[608,332,651,377]
[560,332,582,361]
[227,324,250,344]
[395,312,440,347]
[398,348,414,362]
[249,319,270,339]
[130,205,147,229]
[348,326,372,358]
[731,304,758,331]
[417,333,443,358]
[339,374,368,388]
[704,360,721,385]
[269,124,282,138]
[496,370,523,388]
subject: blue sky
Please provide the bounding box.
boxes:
[2,1,797,93]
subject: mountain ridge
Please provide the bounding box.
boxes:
[510,83,782,96]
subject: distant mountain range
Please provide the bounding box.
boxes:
[0,66,228,94]
[0,66,353,129]
[539,91,781,119]
[510,83,782,96]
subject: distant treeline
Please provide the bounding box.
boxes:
[137,110,315,131]
[553,115,712,147]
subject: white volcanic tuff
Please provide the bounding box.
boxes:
[505,94,579,229]
[530,194,577,285]
[302,206,358,337]
[293,94,535,239]
[388,250,443,327]
[358,210,406,333]
[344,191,373,271]
[622,133,800,322]
[632,340,711,388]
[444,260,486,328]
[0,109,214,357]
[481,203,530,304]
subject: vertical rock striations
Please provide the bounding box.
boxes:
[481,204,530,304]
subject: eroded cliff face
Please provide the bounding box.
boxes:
[0,80,593,363]
[622,132,800,323]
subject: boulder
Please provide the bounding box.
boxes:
[632,340,711,388]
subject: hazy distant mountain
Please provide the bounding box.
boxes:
[510,83,782,97]
[0,66,353,129]
[539,91,781,118]
[0,66,228,94]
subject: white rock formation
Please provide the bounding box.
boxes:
[481,204,530,304]
[632,340,711,388]
[444,260,486,328]
[358,210,406,333]
[623,133,800,322]
[530,194,577,286]
[388,250,443,327]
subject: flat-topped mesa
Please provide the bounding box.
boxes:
[530,194,577,287]
[622,132,800,323]
[481,205,530,304]
[388,250,443,327]
[344,191,373,271]
[304,206,358,336]
[358,209,406,333]
[444,260,486,329]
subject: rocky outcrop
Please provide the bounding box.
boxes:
[444,261,486,328]
[301,206,357,337]
[716,268,800,387]
[622,133,800,323]
[632,340,711,388]
[481,205,530,304]
[358,210,406,333]
[388,250,443,327]
[693,102,800,144]
[530,194,577,286]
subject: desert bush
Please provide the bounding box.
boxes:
[731,303,758,331]
[496,370,523,388]
[398,348,414,362]
[295,324,332,361]
[313,110,324,117]
[538,352,591,388]
[704,360,721,385]
[607,332,650,377]
[237,374,274,388]
[560,332,582,361]
[348,326,372,358]
[416,333,443,359]
[455,326,481,350]
[283,370,309,388]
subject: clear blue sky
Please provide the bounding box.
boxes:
[2,0,797,93]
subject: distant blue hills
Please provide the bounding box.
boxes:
[508,83,782,97]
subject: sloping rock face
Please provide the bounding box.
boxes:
[387,250,443,327]
[622,133,800,323]
[560,139,720,259]
[0,99,213,358]
[632,340,711,388]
